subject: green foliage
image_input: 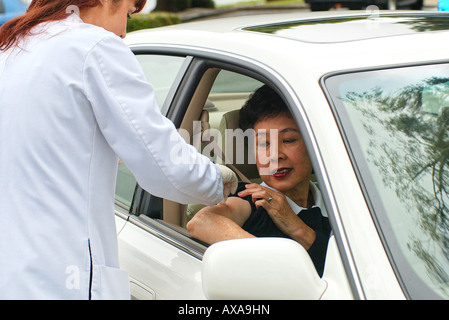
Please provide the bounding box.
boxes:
[192,0,215,7]
[155,0,215,11]
[126,13,181,33]
[173,0,192,11]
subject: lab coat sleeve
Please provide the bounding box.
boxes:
[83,34,223,206]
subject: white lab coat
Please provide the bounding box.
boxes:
[0,14,223,299]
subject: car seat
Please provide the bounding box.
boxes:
[218,109,261,183]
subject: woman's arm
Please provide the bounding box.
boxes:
[186,197,253,244]
[83,35,225,206]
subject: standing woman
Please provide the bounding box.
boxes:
[0,0,237,299]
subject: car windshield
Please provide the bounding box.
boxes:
[243,14,449,43]
[325,63,449,299]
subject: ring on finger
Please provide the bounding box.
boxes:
[267,195,273,203]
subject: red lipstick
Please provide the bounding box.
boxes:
[273,167,292,178]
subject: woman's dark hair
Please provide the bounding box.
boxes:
[239,84,290,131]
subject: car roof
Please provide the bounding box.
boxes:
[125,11,449,78]
[127,10,449,42]
[242,12,449,43]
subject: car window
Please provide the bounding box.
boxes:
[182,70,263,225]
[117,61,332,279]
[115,159,136,209]
[0,0,4,14]
[114,54,188,210]
[210,70,263,94]
[135,54,188,110]
[326,63,449,299]
[131,68,263,225]
[205,70,263,150]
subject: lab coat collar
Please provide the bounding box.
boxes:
[67,12,84,24]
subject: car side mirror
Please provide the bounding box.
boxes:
[202,238,327,300]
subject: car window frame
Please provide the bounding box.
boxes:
[114,53,193,213]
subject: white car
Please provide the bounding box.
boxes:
[115,10,449,300]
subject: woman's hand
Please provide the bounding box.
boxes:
[238,183,316,249]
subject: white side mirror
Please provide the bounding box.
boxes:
[202,238,327,300]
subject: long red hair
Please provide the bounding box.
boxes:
[0,0,146,51]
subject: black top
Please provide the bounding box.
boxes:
[231,182,331,277]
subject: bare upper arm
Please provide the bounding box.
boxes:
[199,196,252,227]
[186,196,254,244]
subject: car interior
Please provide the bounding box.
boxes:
[163,67,264,228]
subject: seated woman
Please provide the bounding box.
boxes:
[186,85,331,276]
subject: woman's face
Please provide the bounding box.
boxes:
[82,0,137,38]
[254,113,313,194]
[103,0,137,38]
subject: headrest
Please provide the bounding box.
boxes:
[218,110,260,181]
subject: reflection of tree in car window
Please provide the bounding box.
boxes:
[340,74,449,296]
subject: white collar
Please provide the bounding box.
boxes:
[67,12,84,24]
[260,181,327,217]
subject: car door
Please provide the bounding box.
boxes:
[115,46,355,300]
